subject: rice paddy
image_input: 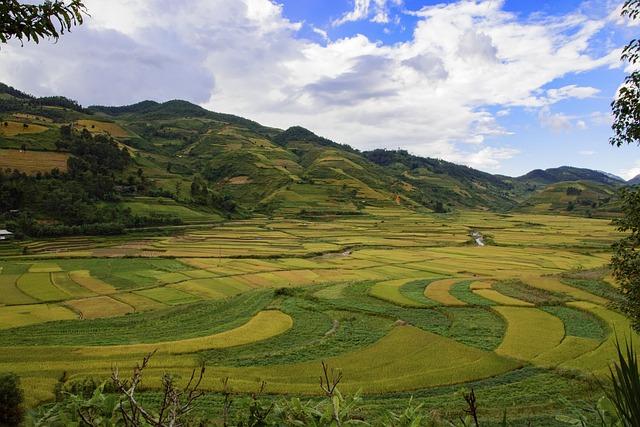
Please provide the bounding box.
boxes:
[0,209,637,423]
[0,148,68,173]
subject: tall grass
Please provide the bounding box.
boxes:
[607,336,640,426]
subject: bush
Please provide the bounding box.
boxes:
[0,372,24,426]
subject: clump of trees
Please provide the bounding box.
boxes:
[0,128,182,237]
[0,372,24,426]
[610,0,640,331]
[191,174,237,214]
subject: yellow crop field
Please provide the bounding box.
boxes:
[0,149,69,173]
[424,278,467,305]
[69,270,117,294]
[473,289,534,306]
[65,296,134,319]
[519,275,608,305]
[0,121,48,136]
[494,306,565,361]
[0,303,76,329]
[0,274,36,305]
[561,302,640,374]
[51,272,96,298]
[17,272,69,301]
[76,310,293,356]
[0,208,629,423]
[195,326,520,394]
[75,119,130,137]
[533,336,601,367]
[369,278,426,307]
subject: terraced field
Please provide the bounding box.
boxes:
[0,209,636,424]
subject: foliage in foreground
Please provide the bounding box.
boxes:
[14,335,639,426]
[610,0,640,332]
[0,0,86,45]
[612,188,640,332]
[0,372,24,426]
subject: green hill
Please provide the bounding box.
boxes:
[516,180,621,217]
[0,83,628,236]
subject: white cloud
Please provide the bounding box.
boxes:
[538,108,574,131]
[333,0,402,26]
[0,0,623,171]
[545,85,600,104]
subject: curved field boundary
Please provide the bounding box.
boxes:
[473,289,534,307]
[0,274,37,305]
[65,296,134,320]
[0,304,76,329]
[532,336,601,367]
[182,325,521,394]
[74,310,293,356]
[369,279,427,307]
[469,281,492,290]
[519,275,608,305]
[28,263,62,273]
[69,271,117,295]
[17,272,69,302]
[51,272,96,298]
[561,302,640,374]
[494,306,565,361]
[424,278,467,306]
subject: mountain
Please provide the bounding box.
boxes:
[517,166,625,187]
[628,174,640,185]
[0,83,627,231]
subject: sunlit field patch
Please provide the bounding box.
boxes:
[75,310,293,356]
[65,296,134,319]
[68,270,117,295]
[369,278,428,307]
[424,278,468,306]
[17,272,69,301]
[494,306,565,361]
[0,303,76,329]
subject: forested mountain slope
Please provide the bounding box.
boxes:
[0,83,628,236]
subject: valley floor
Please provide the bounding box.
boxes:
[0,207,634,424]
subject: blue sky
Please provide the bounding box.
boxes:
[1,0,638,178]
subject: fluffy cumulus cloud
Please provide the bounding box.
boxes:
[0,0,625,171]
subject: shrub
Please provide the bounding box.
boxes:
[0,372,24,426]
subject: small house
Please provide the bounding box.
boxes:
[0,230,14,241]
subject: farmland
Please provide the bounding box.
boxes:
[0,207,635,424]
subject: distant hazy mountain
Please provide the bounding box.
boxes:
[628,174,640,185]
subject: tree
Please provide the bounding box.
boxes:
[0,0,87,45]
[0,372,24,426]
[610,0,640,331]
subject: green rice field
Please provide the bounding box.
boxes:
[0,208,636,424]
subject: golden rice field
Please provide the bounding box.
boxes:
[0,208,637,423]
[0,148,69,173]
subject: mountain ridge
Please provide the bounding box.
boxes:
[0,83,627,222]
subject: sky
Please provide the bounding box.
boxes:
[1,0,639,178]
